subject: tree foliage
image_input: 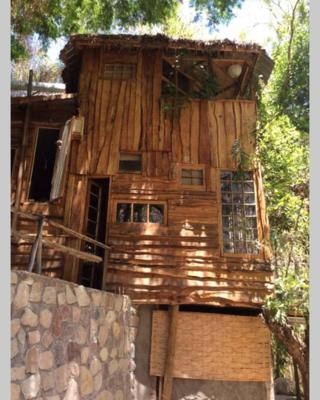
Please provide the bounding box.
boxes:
[257,0,309,396]
[11,37,63,83]
[11,0,244,61]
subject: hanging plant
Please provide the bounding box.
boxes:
[231,138,254,180]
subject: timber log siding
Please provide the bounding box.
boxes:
[63,48,273,307]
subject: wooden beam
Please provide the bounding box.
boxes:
[36,218,44,274]
[27,218,43,273]
[161,304,179,400]
[47,219,111,250]
[12,230,102,263]
[11,93,77,105]
[12,69,33,231]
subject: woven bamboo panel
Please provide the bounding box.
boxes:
[150,311,271,382]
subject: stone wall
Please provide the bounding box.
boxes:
[11,271,133,400]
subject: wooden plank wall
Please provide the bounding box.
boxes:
[62,48,272,307]
[150,310,272,382]
[11,47,272,306]
[74,49,257,176]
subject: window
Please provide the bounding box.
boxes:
[220,171,259,254]
[103,64,135,80]
[162,59,190,95]
[119,153,142,173]
[116,203,165,224]
[161,56,218,100]
[181,168,204,186]
[28,128,60,202]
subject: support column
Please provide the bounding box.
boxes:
[162,304,179,400]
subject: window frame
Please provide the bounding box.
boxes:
[50,118,74,201]
[118,152,143,174]
[178,164,206,190]
[161,56,211,99]
[218,169,262,258]
[114,200,167,225]
[102,63,136,81]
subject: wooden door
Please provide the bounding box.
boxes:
[79,178,109,289]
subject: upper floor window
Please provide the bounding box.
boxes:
[119,153,142,173]
[181,168,204,186]
[116,202,165,224]
[103,64,135,80]
[220,171,259,255]
[161,56,218,100]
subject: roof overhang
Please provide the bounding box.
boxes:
[60,34,274,85]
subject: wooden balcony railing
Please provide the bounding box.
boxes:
[11,207,110,275]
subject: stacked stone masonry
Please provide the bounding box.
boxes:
[11,271,133,400]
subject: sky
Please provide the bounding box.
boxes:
[47,0,278,62]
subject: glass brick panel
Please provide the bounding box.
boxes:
[220,171,259,254]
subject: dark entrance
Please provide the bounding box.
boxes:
[79,178,109,289]
[28,128,60,201]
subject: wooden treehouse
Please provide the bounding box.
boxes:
[11,34,275,399]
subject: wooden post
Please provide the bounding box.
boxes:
[161,304,179,400]
[36,217,44,274]
[27,215,43,273]
[102,248,109,290]
[12,70,33,232]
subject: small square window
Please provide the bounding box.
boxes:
[103,64,135,80]
[119,153,142,173]
[181,168,204,186]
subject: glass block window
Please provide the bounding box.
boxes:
[119,153,142,172]
[181,169,204,185]
[220,171,259,254]
[116,203,164,224]
[103,64,135,80]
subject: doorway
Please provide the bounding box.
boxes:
[79,178,109,289]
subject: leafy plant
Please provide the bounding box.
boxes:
[257,1,309,397]
[11,0,245,61]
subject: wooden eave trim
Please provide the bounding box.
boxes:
[60,37,268,67]
[70,38,263,53]
[11,93,78,105]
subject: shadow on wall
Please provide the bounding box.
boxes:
[133,305,157,400]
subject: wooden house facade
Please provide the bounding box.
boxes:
[11,34,275,400]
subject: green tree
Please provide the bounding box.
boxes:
[11,0,244,61]
[11,37,63,83]
[257,0,309,397]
